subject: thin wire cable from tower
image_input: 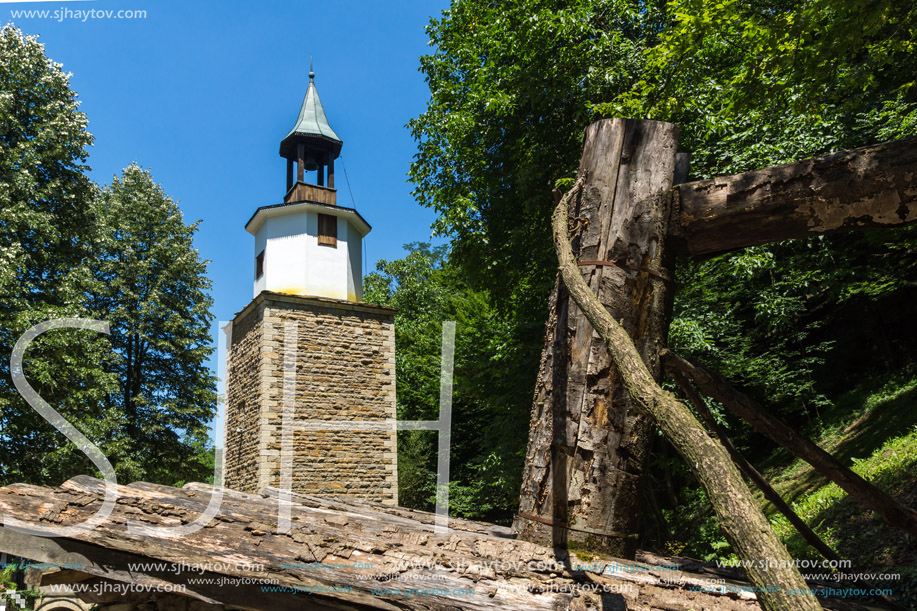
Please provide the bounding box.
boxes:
[340,155,368,276]
[340,155,357,208]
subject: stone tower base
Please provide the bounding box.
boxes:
[224,291,398,504]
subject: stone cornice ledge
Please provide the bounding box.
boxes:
[232,290,397,322]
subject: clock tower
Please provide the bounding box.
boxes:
[224,68,398,504]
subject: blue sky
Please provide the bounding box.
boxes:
[7,0,451,443]
[8,0,448,316]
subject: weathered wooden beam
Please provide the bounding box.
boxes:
[0,476,769,611]
[665,364,847,566]
[662,349,917,539]
[514,119,680,559]
[3,526,349,611]
[674,137,917,258]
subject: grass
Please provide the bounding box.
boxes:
[760,374,917,607]
[761,374,917,504]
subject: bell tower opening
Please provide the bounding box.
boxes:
[279,62,341,206]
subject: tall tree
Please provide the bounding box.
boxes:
[410,0,664,319]
[603,0,917,435]
[0,27,216,486]
[408,0,667,527]
[364,244,527,521]
[89,165,217,485]
[608,0,917,560]
[0,25,116,486]
[411,0,917,562]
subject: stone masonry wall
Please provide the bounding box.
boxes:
[224,292,398,504]
[224,301,264,492]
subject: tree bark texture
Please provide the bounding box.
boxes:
[551,168,822,611]
[662,350,917,539]
[672,137,917,258]
[514,119,679,558]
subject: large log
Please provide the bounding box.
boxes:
[514,119,679,557]
[0,476,777,611]
[673,137,917,258]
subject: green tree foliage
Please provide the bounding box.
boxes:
[411,0,917,558]
[412,0,917,429]
[0,27,216,487]
[606,0,917,163]
[601,0,917,425]
[88,165,217,485]
[0,25,117,486]
[408,2,669,520]
[365,244,527,521]
[614,1,917,558]
[0,26,96,283]
[0,564,41,610]
[409,0,665,337]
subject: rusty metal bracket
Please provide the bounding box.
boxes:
[517,511,639,540]
[577,259,674,284]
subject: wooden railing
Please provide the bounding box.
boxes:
[284,182,337,206]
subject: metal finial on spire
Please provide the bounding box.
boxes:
[309,56,314,80]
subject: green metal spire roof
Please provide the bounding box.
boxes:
[282,67,342,146]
